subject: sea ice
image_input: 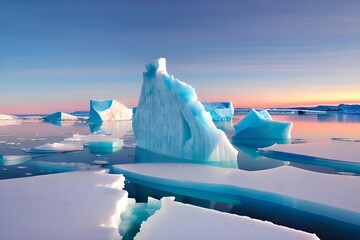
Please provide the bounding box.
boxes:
[132,58,237,162]
[88,99,132,122]
[135,197,318,240]
[202,102,234,122]
[0,113,18,120]
[0,171,128,240]
[32,142,84,152]
[0,155,32,166]
[113,163,360,226]
[233,109,293,140]
[43,112,79,122]
[28,161,102,172]
[261,140,360,173]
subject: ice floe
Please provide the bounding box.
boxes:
[233,109,293,140]
[113,163,360,226]
[202,102,234,122]
[133,58,237,162]
[89,99,133,122]
[260,140,360,173]
[135,197,318,240]
[0,171,128,240]
[0,155,32,167]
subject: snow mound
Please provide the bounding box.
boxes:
[234,109,293,139]
[0,171,128,240]
[133,58,237,162]
[89,100,132,122]
[135,197,318,240]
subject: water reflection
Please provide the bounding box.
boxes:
[89,121,132,138]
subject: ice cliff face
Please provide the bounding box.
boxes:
[89,100,132,122]
[132,58,237,162]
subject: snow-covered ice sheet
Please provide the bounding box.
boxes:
[113,163,360,226]
[135,197,318,240]
[44,112,79,122]
[133,58,237,162]
[0,171,128,240]
[261,140,360,173]
[89,99,132,122]
[202,102,234,122]
[234,109,293,140]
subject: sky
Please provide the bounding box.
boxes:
[0,0,359,114]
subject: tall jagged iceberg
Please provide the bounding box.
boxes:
[132,58,238,162]
[88,100,132,123]
[234,109,292,140]
[44,112,79,122]
[202,102,234,122]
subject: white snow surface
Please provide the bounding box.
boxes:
[89,99,132,122]
[0,114,18,120]
[133,58,237,162]
[234,109,293,139]
[0,171,128,240]
[262,140,360,164]
[44,112,79,122]
[32,142,84,152]
[135,197,318,240]
[114,163,360,225]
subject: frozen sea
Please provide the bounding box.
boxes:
[0,112,359,239]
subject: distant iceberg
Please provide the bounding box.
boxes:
[202,102,234,122]
[132,58,238,162]
[0,114,18,120]
[44,112,79,122]
[88,100,133,123]
[234,109,292,140]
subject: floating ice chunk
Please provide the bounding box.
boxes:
[92,160,110,165]
[0,114,20,126]
[113,163,360,226]
[234,109,293,140]
[32,142,83,152]
[202,102,234,122]
[0,155,32,166]
[44,112,79,122]
[133,58,237,162]
[135,197,317,240]
[89,99,132,123]
[261,140,360,174]
[0,171,128,240]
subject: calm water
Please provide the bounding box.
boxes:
[0,113,359,239]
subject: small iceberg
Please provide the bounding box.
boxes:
[233,109,293,140]
[43,112,79,122]
[134,197,318,240]
[202,102,234,122]
[89,99,133,123]
[260,140,360,174]
[0,155,32,166]
[133,58,237,162]
[113,163,360,226]
[0,171,128,240]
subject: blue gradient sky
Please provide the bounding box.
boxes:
[1,0,359,114]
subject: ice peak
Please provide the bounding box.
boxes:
[145,58,168,74]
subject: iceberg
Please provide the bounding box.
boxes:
[233,109,293,140]
[260,140,360,174]
[0,171,128,240]
[0,155,32,166]
[113,163,360,226]
[132,58,238,162]
[88,99,132,122]
[43,112,79,122]
[202,102,234,122]
[135,197,318,240]
[0,114,18,120]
